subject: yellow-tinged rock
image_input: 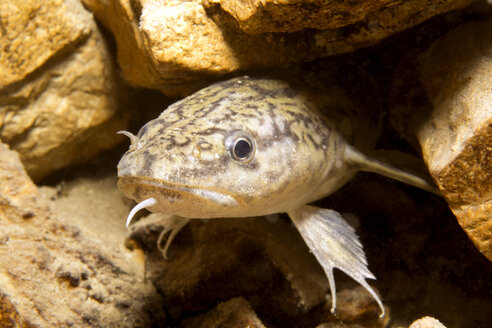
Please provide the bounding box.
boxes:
[0,0,89,87]
[182,297,267,328]
[203,0,471,34]
[417,21,492,261]
[409,316,447,328]
[0,0,128,181]
[81,0,474,96]
[0,141,165,327]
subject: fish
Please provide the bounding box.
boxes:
[117,75,439,318]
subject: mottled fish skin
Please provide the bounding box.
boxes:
[118,76,374,218]
[117,75,444,317]
[118,75,401,317]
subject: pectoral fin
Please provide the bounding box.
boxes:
[288,205,385,317]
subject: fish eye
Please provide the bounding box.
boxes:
[226,131,256,162]
[233,138,253,160]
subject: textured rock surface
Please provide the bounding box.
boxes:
[133,216,325,312]
[2,140,489,327]
[0,0,128,181]
[81,0,474,96]
[416,20,492,261]
[1,1,490,326]
[388,20,492,261]
[409,316,447,328]
[203,0,473,34]
[321,175,492,328]
[0,142,165,327]
[182,297,266,328]
[129,213,384,327]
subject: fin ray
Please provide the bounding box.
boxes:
[129,212,190,260]
[288,205,385,317]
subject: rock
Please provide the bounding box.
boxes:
[203,0,473,34]
[308,286,388,328]
[81,0,322,96]
[129,213,385,326]
[0,0,87,87]
[392,20,492,261]
[319,173,492,328]
[409,316,447,328]
[0,142,166,327]
[316,323,375,328]
[0,0,128,181]
[322,287,386,322]
[181,297,266,328]
[131,215,328,314]
[81,0,474,96]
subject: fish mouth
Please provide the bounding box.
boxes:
[118,176,243,209]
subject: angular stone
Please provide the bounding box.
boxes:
[203,0,472,34]
[0,0,89,87]
[131,214,329,316]
[409,316,447,328]
[182,297,266,328]
[81,0,473,96]
[0,142,165,327]
[128,211,387,326]
[416,21,492,261]
[0,0,128,181]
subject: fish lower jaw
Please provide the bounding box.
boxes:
[118,177,243,218]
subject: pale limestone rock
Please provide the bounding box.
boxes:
[416,21,492,261]
[0,142,165,327]
[81,0,473,96]
[409,316,447,328]
[0,0,128,181]
[182,297,267,328]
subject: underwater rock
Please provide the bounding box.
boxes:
[128,214,385,326]
[181,297,266,328]
[80,0,473,96]
[130,215,329,314]
[0,142,165,327]
[415,20,492,261]
[203,0,473,34]
[409,316,447,328]
[0,0,128,181]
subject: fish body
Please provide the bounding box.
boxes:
[118,77,375,218]
[118,75,438,318]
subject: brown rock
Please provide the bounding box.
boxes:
[316,323,376,328]
[132,214,329,315]
[203,0,472,34]
[129,212,386,326]
[310,286,388,328]
[81,0,473,96]
[182,297,266,328]
[0,142,165,327]
[415,21,492,261]
[0,0,88,87]
[82,0,322,96]
[409,316,447,328]
[0,0,128,181]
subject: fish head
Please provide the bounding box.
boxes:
[118,77,343,218]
